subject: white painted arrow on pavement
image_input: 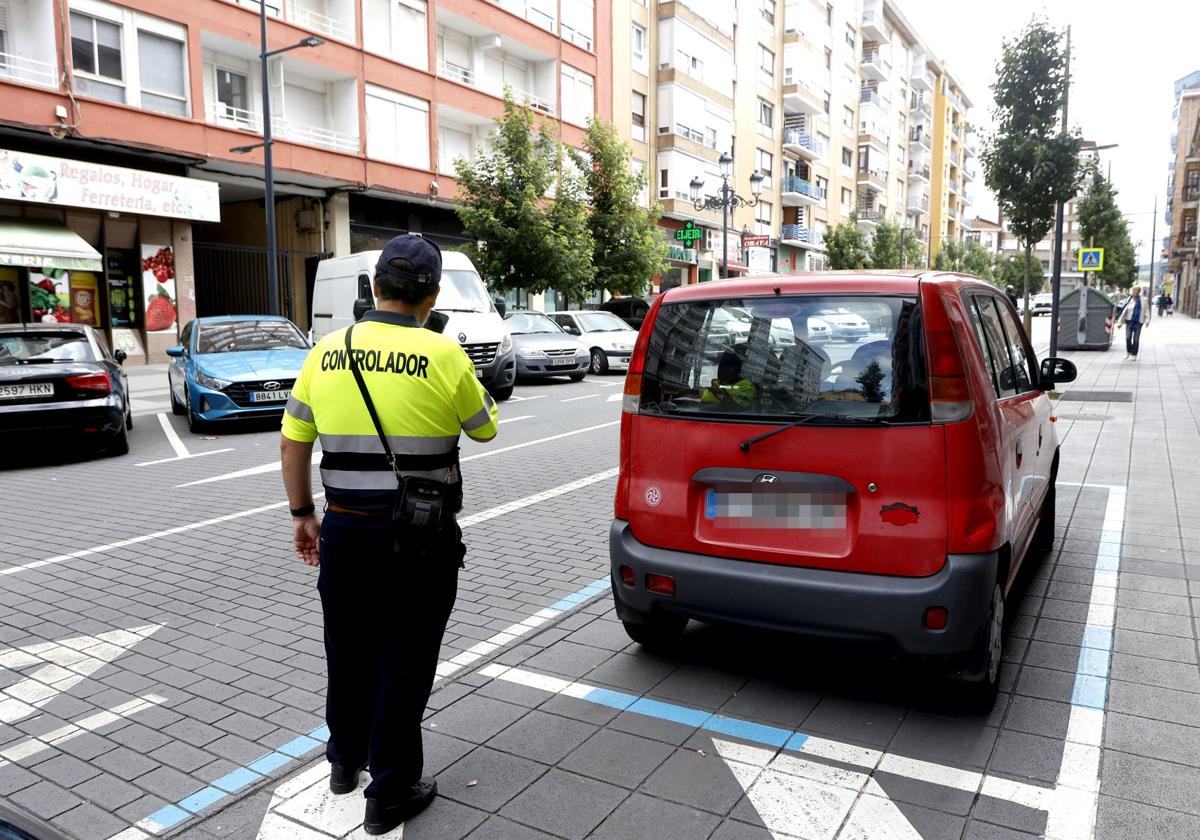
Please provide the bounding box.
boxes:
[254,761,404,839]
[0,624,162,724]
[714,739,923,840]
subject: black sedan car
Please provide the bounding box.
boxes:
[0,323,131,455]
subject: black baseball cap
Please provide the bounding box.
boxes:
[375,234,442,288]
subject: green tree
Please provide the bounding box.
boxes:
[933,238,966,271]
[899,228,925,269]
[856,359,886,403]
[572,119,667,298]
[994,253,1045,297]
[825,215,869,269]
[981,18,1082,329]
[454,91,593,298]
[1075,166,1137,290]
[962,241,995,281]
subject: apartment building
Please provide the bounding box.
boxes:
[1167,72,1200,316]
[0,0,610,358]
[929,68,971,259]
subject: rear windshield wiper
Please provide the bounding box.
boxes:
[739,414,889,451]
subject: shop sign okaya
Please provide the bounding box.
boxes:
[0,148,220,222]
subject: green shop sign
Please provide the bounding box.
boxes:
[674,220,703,247]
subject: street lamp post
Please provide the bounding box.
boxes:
[230,3,324,317]
[689,152,764,279]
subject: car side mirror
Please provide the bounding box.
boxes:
[564,324,580,335]
[165,345,184,358]
[114,349,127,364]
[352,297,373,321]
[493,298,507,318]
[1040,357,1077,389]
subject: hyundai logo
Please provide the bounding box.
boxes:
[752,474,779,484]
[458,332,468,343]
[262,381,281,390]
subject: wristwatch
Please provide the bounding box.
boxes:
[290,503,316,518]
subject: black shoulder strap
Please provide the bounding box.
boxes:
[345,324,396,468]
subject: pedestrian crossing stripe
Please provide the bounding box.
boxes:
[1078,247,1104,271]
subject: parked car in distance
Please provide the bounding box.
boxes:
[610,271,1077,708]
[548,310,639,374]
[1030,293,1054,316]
[167,316,310,433]
[505,311,591,381]
[600,296,651,330]
[0,323,131,455]
[815,307,872,341]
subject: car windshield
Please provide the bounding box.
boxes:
[195,321,308,354]
[640,295,930,424]
[576,312,633,332]
[506,312,562,334]
[0,332,94,364]
[435,269,493,313]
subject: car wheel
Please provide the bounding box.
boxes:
[622,613,688,650]
[107,421,130,457]
[590,349,609,375]
[490,385,514,402]
[953,582,1003,711]
[569,373,586,382]
[185,388,204,434]
[126,406,133,430]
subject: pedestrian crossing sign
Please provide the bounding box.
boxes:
[1078,247,1104,271]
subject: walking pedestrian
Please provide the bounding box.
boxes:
[280,234,499,834]
[1166,293,1174,316]
[1116,286,1150,361]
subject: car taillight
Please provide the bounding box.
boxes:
[920,284,972,423]
[615,297,663,521]
[65,372,111,394]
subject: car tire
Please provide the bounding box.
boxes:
[170,384,185,416]
[569,373,586,382]
[952,582,1004,711]
[622,613,688,650]
[108,421,130,457]
[1032,480,1056,556]
[590,349,609,375]
[185,389,205,434]
[490,385,514,402]
[126,406,133,430]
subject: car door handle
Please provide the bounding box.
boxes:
[1015,439,1023,467]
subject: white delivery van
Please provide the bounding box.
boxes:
[310,249,516,399]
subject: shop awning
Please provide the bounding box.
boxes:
[0,220,103,272]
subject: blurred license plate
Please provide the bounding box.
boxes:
[250,390,290,403]
[705,489,846,529]
[475,368,483,378]
[551,356,575,366]
[0,383,53,399]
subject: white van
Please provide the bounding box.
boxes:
[310,249,516,399]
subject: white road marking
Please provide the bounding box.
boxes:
[606,392,622,402]
[504,394,545,402]
[136,448,235,467]
[0,624,162,724]
[157,412,190,458]
[497,415,533,424]
[253,764,403,840]
[176,420,618,487]
[561,393,599,402]
[0,694,166,769]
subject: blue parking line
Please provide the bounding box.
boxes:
[126,575,612,835]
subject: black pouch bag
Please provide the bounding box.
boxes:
[345,324,450,531]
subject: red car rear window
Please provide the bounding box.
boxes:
[639,295,930,424]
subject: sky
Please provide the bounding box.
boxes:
[900,0,1200,263]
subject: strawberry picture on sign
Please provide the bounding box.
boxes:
[141,244,177,333]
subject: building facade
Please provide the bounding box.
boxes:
[0,0,611,356]
[1167,73,1200,316]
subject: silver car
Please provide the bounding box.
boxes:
[504,311,591,381]
[549,310,639,374]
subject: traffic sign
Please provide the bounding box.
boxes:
[675,220,702,248]
[1078,247,1104,271]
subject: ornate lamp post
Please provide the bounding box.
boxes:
[688,152,764,279]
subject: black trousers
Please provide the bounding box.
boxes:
[1126,322,1142,356]
[317,511,461,800]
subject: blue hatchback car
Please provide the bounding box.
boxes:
[167,316,310,432]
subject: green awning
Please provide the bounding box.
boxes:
[0,220,103,272]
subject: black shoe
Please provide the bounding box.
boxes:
[329,761,367,795]
[363,777,437,835]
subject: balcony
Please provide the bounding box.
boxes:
[948,179,959,195]
[856,206,884,228]
[495,0,557,32]
[857,166,887,192]
[781,176,825,207]
[947,203,959,220]
[907,161,931,182]
[909,127,933,151]
[0,4,57,89]
[782,128,823,161]
[437,61,474,87]
[966,136,978,155]
[1184,184,1200,206]
[910,96,932,123]
[860,88,888,115]
[435,26,557,116]
[964,161,977,181]
[783,77,824,117]
[859,123,888,153]
[907,193,929,213]
[911,61,933,92]
[860,47,888,82]
[861,4,888,43]
[948,90,967,114]
[657,125,718,151]
[0,52,57,89]
[235,0,354,42]
[204,101,358,153]
[781,224,823,250]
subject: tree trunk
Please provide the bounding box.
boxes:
[1022,243,1033,334]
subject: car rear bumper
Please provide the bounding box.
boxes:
[0,397,125,435]
[602,349,632,371]
[609,519,997,657]
[515,356,590,377]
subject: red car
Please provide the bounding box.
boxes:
[611,272,1076,706]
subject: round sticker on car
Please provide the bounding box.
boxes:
[644,485,662,507]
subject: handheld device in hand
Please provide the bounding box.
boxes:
[425,310,449,334]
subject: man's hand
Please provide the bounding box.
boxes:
[293,514,321,566]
